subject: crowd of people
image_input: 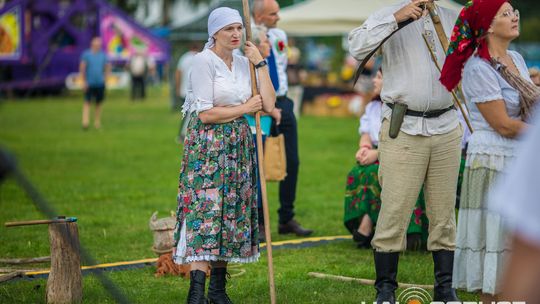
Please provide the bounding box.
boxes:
[73,0,540,303]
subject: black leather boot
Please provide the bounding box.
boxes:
[432,250,460,302]
[187,270,207,304]
[207,267,233,304]
[374,251,399,304]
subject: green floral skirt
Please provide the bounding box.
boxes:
[173,114,259,264]
[343,162,428,241]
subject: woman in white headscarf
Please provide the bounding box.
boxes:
[172,7,275,304]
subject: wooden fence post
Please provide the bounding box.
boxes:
[46,222,82,304]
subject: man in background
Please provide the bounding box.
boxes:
[80,37,111,130]
[253,0,314,237]
[128,49,155,101]
[175,43,199,142]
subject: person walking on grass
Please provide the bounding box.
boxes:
[128,49,155,101]
[172,7,275,304]
[349,1,462,303]
[80,37,110,130]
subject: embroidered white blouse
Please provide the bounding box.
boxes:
[181,48,253,116]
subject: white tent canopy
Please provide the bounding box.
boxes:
[278,0,463,36]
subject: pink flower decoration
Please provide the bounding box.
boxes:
[458,40,470,52]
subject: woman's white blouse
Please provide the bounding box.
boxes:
[182,48,253,116]
[359,100,382,146]
[462,51,531,163]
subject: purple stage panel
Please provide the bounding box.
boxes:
[0,0,170,92]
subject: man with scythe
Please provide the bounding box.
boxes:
[349,1,462,303]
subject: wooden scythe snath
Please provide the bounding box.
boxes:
[241,1,277,303]
[425,2,473,133]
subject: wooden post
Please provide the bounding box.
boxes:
[308,272,434,290]
[46,222,82,304]
[241,1,277,303]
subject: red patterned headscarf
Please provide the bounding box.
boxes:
[439,0,508,91]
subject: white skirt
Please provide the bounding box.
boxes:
[452,151,513,295]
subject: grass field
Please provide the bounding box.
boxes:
[0,87,479,303]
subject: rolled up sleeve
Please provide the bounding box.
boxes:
[190,55,215,113]
[348,6,400,61]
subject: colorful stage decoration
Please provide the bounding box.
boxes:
[101,8,168,62]
[0,0,169,92]
[0,5,23,60]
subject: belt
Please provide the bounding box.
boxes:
[276,95,288,101]
[385,103,455,118]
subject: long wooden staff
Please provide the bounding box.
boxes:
[421,33,474,133]
[241,1,277,303]
[426,2,474,133]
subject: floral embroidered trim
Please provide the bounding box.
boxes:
[447,1,477,56]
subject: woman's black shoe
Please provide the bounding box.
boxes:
[353,231,373,249]
[187,270,207,304]
[207,267,233,304]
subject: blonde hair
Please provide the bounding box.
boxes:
[529,67,540,78]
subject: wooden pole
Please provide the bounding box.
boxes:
[5,218,77,227]
[0,256,50,264]
[426,2,472,115]
[308,272,435,290]
[241,1,277,303]
[0,267,48,273]
[426,3,449,53]
[0,272,23,283]
[46,222,82,304]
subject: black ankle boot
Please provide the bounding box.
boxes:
[187,270,207,304]
[353,231,373,249]
[374,251,399,304]
[207,267,233,304]
[432,250,460,302]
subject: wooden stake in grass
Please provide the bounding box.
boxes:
[241,1,277,303]
[308,272,434,290]
[4,217,83,302]
[47,222,83,303]
[0,256,50,264]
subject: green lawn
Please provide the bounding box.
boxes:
[0,87,478,303]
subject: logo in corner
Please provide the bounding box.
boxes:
[397,287,432,304]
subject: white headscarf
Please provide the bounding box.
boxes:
[204,7,244,50]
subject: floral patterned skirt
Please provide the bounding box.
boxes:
[173,113,259,264]
[343,162,428,240]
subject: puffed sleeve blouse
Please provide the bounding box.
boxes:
[461,51,532,170]
[181,48,253,116]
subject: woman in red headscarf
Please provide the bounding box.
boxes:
[440,0,538,301]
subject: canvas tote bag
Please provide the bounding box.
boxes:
[263,134,287,181]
